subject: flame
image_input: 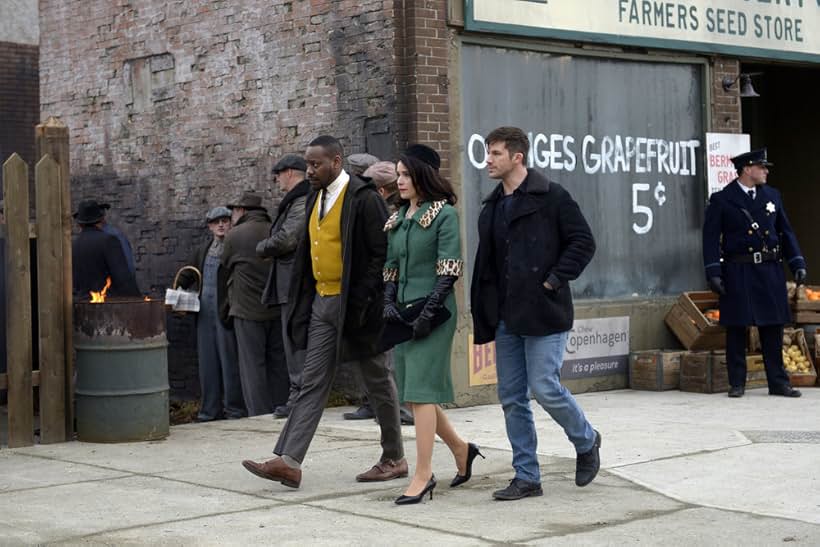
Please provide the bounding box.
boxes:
[143,296,151,302]
[90,277,112,303]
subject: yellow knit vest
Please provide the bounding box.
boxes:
[308,185,347,296]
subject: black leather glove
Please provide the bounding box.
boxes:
[795,268,807,285]
[383,281,405,324]
[708,276,726,296]
[412,275,458,340]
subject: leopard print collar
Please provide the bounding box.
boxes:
[383,200,448,232]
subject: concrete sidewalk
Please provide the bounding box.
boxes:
[2,388,819,545]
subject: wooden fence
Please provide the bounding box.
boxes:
[0,118,72,447]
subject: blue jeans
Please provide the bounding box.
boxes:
[495,321,596,483]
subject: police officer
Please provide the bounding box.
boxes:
[703,148,806,398]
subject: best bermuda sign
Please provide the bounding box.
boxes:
[465,0,820,63]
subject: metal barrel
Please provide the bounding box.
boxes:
[73,299,169,442]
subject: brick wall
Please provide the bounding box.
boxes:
[0,41,39,182]
[39,0,403,398]
[711,58,742,133]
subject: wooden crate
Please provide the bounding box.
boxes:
[680,351,729,394]
[629,351,683,391]
[816,332,820,387]
[745,354,767,389]
[791,285,820,323]
[665,292,726,350]
[783,328,817,387]
[793,311,820,324]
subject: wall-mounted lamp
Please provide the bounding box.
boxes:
[722,73,760,97]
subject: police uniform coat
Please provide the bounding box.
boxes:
[703,181,805,326]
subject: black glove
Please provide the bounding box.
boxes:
[708,276,726,296]
[383,281,405,324]
[412,275,458,340]
[795,268,807,285]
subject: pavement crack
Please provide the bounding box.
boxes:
[607,440,751,470]
[47,503,282,545]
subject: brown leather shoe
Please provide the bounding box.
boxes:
[242,457,302,488]
[355,458,409,482]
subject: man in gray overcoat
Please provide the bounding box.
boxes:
[258,154,310,418]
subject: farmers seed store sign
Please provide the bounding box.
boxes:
[465,0,820,63]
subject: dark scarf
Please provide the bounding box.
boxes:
[276,179,311,219]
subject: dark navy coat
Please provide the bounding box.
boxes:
[702,181,805,326]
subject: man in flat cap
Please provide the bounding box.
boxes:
[257,154,310,418]
[72,199,140,298]
[703,147,807,398]
[365,161,401,214]
[222,191,289,415]
[347,153,379,178]
[177,206,246,422]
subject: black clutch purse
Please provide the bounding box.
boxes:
[378,298,452,352]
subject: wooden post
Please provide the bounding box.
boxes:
[4,154,34,447]
[36,155,66,443]
[36,117,73,438]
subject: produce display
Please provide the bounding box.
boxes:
[704,309,720,322]
[796,285,820,301]
[782,344,811,374]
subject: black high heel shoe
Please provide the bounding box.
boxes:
[395,475,436,505]
[450,442,485,487]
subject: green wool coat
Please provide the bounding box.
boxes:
[384,200,463,403]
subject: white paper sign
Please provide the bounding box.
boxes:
[706,133,750,197]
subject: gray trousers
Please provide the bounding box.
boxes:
[274,294,403,464]
[281,304,305,408]
[234,316,290,416]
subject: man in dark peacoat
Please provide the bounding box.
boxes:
[703,148,806,398]
[471,169,595,344]
[470,127,600,501]
[241,136,404,489]
[72,200,140,299]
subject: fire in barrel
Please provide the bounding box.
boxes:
[73,279,169,442]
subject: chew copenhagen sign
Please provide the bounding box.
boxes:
[465,0,820,63]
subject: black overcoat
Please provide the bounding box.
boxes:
[470,169,595,344]
[703,181,805,326]
[286,174,388,361]
[72,226,140,299]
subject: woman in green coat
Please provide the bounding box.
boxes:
[383,144,484,505]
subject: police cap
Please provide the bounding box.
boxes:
[731,148,774,171]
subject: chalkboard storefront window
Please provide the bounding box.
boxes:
[460,45,705,299]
